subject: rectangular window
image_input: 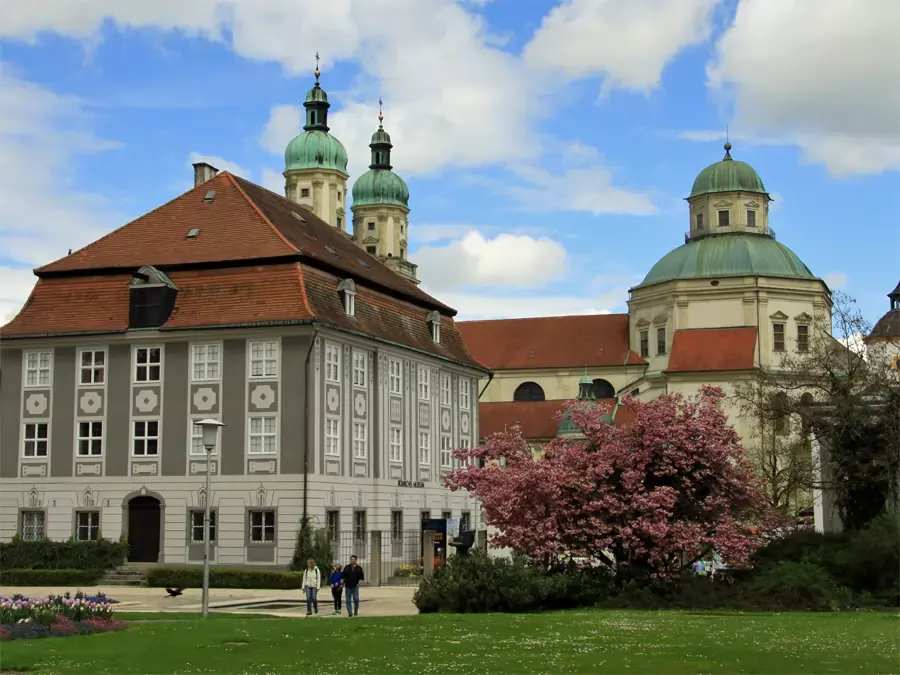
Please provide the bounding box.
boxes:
[460,511,471,532]
[459,437,470,467]
[249,341,278,378]
[389,426,402,463]
[190,510,216,543]
[353,422,368,460]
[325,344,341,382]
[23,423,49,458]
[76,511,100,541]
[440,435,452,469]
[695,213,704,230]
[391,511,403,541]
[418,366,430,400]
[134,347,162,383]
[440,373,451,405]
[389,359,402,395]
[301,188,310,198]
[718,210,730,227]
[366,245,377,255]
[747,210,757,227]
[20,510,45,541]
[77,421,103,456]
[657,327,667,355]
[133,420,160,456]
[79,349,105,385]
[353,510,367,541]
[25,351,52,387]
[325,418,340,456]
[367,221,375,231]
[326,510,339,542]
[773,323,786,351]
[190,418,219,455]
[797,324,809,352]
[352,351,367,387]
[249,416,278,454]
[192,343,221,381]
[249,510,275,543]
[460,379,471,410]
[639,330,649,358]
[418,431,430,466]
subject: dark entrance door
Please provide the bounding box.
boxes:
[127,496,161,563]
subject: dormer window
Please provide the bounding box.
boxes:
[129,265,178,329]
[747,210,757,227]
[338,279,357,317]
[426,310,441,343]
[695,213,704,230]
[718,210,730,227]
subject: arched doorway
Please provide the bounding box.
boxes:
[127,495,161,563]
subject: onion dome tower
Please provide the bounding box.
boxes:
[865,281,900,371]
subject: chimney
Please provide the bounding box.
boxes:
[192,162,218,187]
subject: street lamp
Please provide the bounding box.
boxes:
[195,418,225,618]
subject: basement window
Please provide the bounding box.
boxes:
[338,279,357,317]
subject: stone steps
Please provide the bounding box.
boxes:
[98,564,154,586]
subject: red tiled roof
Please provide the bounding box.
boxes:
[478,398,635,440]
[666,327,758,373]
[2,173,484,369]
[457,314,644,371]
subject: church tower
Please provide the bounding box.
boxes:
[283,54,349,230]
[350,102,419,285]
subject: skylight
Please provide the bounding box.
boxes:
[291,211,306,223]
[203,190,216,202]
[358,258,370,269]
[187,228,201,239]
[325,245,338,256]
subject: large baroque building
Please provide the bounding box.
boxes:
[461,143,832,466]
[0,67,485,567]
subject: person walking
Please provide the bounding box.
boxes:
[341,554,365,617]
[329,563,344,615]
[303,558,321,616]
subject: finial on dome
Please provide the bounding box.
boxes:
[378,97,384,128]
[723,141,733,161]
[314,52,321,83]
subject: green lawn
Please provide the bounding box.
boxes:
[2,610,897,674]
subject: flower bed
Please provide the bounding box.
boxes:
[0,591,126,641]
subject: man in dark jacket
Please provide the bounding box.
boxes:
[341,554,365,617]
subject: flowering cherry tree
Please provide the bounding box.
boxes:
[444,386,778,577]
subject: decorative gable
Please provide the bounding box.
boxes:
[652,313,668,325]
[714,200,733,208]
[769,310,789,321]
[635,318,651,329]
[745,200,760,208]
[794,312,813,323]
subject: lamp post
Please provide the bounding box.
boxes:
[195,419,225,618]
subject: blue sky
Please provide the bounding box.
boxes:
[1,0,897,325]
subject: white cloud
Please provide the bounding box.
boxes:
[524,0,719,93]
[187,152,249,179]
[260,105,303,156]
[0,266,40,325]
[415,230,567,291]
[708,0,900,175]
[825,272,848,290]
[442,292,620,321]
[260,168,285,195]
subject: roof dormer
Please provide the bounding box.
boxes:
[129,265,178,329]
[426,310,441,343]
[337,278,357,317]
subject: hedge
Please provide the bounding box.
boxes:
[147,567,304,590]
[0,538,128,571]
[0,569,105,586]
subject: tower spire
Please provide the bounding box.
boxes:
[314,52,320,83]
[378,97,384,128]
[723,125,733,160]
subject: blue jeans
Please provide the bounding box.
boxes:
[344,585,360,616]
[305,587,318,614]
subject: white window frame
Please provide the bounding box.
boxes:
[189,417,219,456]
[460,437,471,467]
[76,511,100,541]
[78,348,106,386]
[353,421,368,460]
[191,343,221,381]
[440,373,451,406]
[418,366,430,401]
[460,378,471,410]
[418,431,430,466]
[22,422,49,458]
[24,350,52,388]
[389,426,402,463]
[352,350,367,388]
[249,510,276,543]
[248,416,278,455]
[76,420,103,456]
[325,344,341,383]
[190,510,216,543]
[343,289,356,316]
[440,435,452,469]
[133,346,163,384]
[249,340,279,379]
[20,510,45,541]
[132,419,160,456]
[389,359,402,395]
[325,417,340,456]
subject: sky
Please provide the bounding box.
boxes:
[0,0,898,326]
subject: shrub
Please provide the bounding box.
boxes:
[147,567,303,589]
[747,561,852,611]
[289,516,333,583]
[392,564,423,578]
[0,537,128,570]
[0,569,104,586]
[413,552,613,614]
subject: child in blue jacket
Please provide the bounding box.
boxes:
[329,564,344,615]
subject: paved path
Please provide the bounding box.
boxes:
[0,585,419,618]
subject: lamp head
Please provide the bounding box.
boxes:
[196,419,226,448]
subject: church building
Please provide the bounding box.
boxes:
[0,64,485,568]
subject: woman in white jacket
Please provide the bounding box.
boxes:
[303,558,321,616]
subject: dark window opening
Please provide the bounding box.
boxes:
[366,246,377,255]
[773,323,785,351]
[639,330,649,358]
[592,379,615,399]
[513,382,545,402]
[797,324,809,352]
[657,327,667,355]
[368,221,375,230]
[747,210,757,227]
[301,188,310,198]
[718,210,730,227]
[696,213,704,229]
[129,286,177,329]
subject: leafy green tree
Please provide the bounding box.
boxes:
[289,516,333,582]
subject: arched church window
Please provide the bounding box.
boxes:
[592,379,615,399]
[513,382,545,402]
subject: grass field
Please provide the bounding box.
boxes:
[2,610,897,674]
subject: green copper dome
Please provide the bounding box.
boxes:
[285,130,348,174]
[637,233,817,289]
[689,143,767,198]
[352,169,409,209]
